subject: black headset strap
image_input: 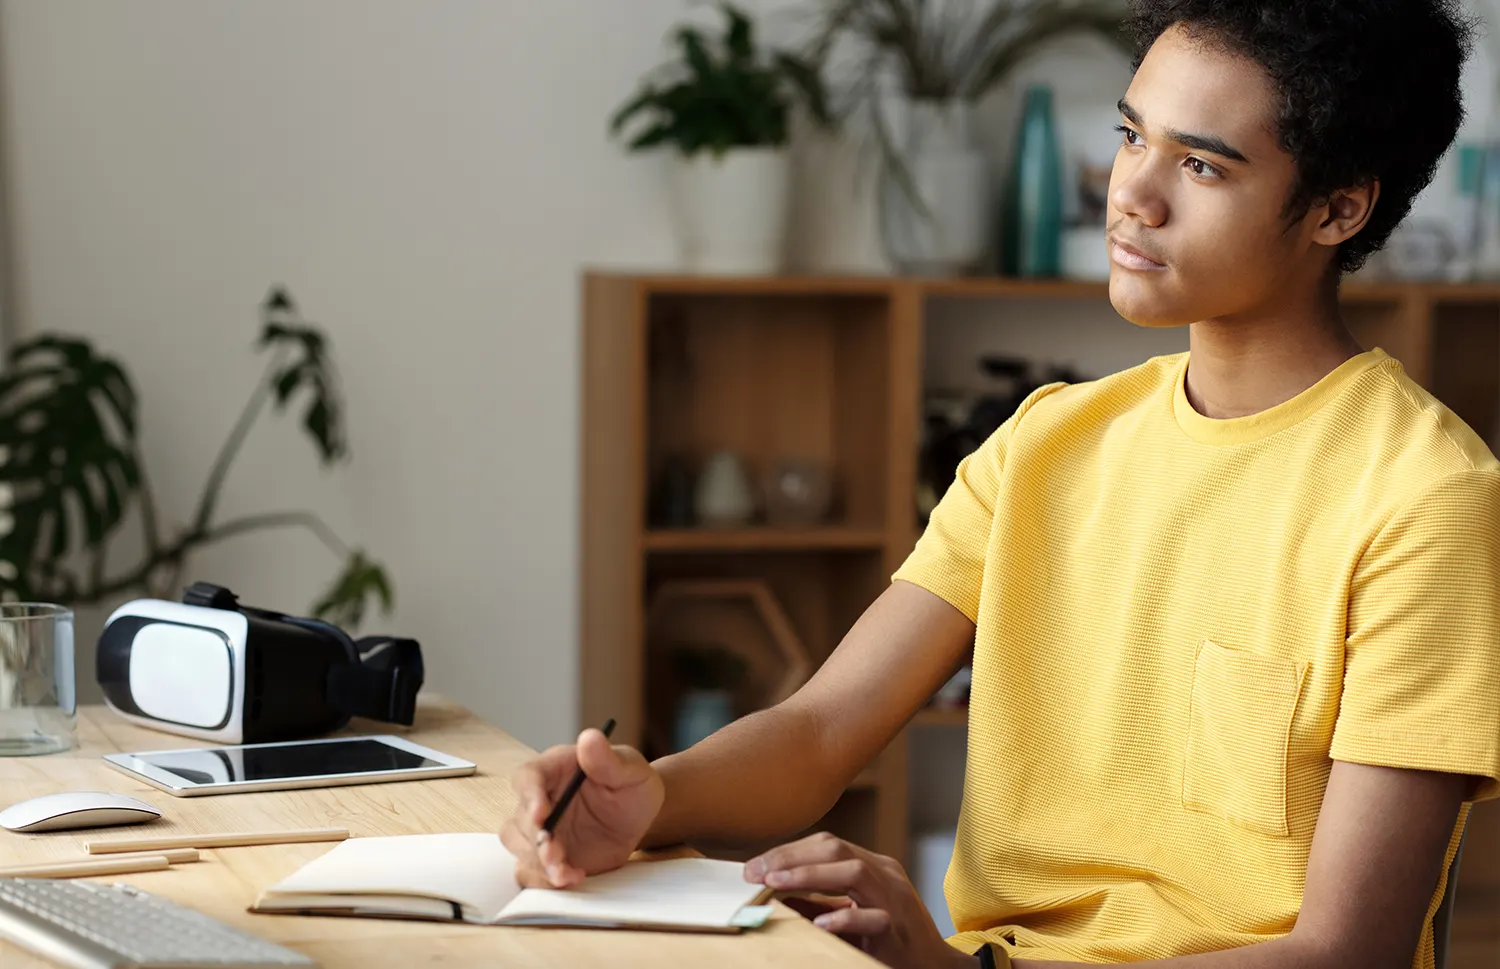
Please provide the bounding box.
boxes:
[326,636,424,726]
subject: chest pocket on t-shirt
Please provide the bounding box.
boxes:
[1183,639,1309,837]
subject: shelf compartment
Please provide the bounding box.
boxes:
[647,550,887,669]
[644,579,814,760]
[646,291,892,531]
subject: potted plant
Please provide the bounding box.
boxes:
[611,3,829,274]
[806,0,1130,275]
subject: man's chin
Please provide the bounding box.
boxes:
[1108,272,1193,329]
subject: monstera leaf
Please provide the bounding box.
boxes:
[258,288,346,464]
[0,337,140,600]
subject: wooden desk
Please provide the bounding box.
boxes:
[0,698,878,968]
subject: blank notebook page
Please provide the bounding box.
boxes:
[498,857,762,927]
[270,833,520,920]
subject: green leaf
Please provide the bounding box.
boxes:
[259,322,294,347]
[74,464,106,545]
[676,26,717,83]
[311,550,395,632]
[723,3,754,64]
[273,362,303,404]
[98,460,125,524]
[610,86,658,135]
[93,361,137,435]
[303,398,335,463]
[258,288,348,465]
[264,287,294,313]
[629,124,676,152]
[0,335,140,600]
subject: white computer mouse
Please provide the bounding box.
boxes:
[0,791,162,833]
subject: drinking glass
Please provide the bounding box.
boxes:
[0,603,76,755]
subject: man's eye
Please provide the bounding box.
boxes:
[1186,157,1221,179]
[1114,124,1140,146]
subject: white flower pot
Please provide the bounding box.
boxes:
[879,99,990,276]
[672,148,790,275]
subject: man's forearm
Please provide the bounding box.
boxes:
[643,701,853,850]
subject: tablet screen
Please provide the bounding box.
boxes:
[140,739,441,786]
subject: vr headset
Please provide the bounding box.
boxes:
[97,582,424,744]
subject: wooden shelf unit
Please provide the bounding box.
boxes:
[581,271,1500,868]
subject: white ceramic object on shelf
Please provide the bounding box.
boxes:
[879,99,990,276]
[694,451,755,527]
[762,458,832,526]
[672,148,791,274]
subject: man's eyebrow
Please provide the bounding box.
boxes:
[1117,97,1249,164]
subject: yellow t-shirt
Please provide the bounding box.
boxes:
[894,347,1500,967]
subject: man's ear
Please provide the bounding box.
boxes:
[1311,179,1380,247]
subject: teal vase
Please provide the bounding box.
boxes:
[1001,86,1063,277]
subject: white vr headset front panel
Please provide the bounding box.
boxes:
[129,623,233,728]
[104,598,250,743]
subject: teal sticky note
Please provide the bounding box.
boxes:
[731,905,775,929]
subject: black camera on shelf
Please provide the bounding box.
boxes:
[917,355,1093,522]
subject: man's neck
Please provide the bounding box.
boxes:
[1182,286,1366,420]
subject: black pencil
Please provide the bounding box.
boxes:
[540,717,616,837]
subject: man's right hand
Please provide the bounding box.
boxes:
[502,727,666,888]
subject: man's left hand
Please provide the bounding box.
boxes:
[744,832,973,969]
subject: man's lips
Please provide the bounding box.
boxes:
[1109,237,1167,271]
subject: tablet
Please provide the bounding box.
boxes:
[102,735,476,797]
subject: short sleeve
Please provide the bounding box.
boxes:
[1331,469,1500,800]
[892,383,1066,622]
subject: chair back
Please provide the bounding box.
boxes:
[1431,834,1465,969]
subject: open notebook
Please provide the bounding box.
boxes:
[251,833,773,932]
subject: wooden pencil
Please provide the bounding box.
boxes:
[0,854,173,879]
[98,847,200,865]
[86,827,349,855]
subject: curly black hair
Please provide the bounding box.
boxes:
[1129,0,1477,274]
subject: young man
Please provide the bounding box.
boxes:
[505,1,1500,966]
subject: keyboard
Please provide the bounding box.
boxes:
[0,877,317,969]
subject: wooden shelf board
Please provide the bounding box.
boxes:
[912,706,969,727]
[621,273,898,297]
[586,270,1500,306]
[1416,281,1500,304]
[919,277,1109,300]
[924,277,1500,304]
[644,527,888,552]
